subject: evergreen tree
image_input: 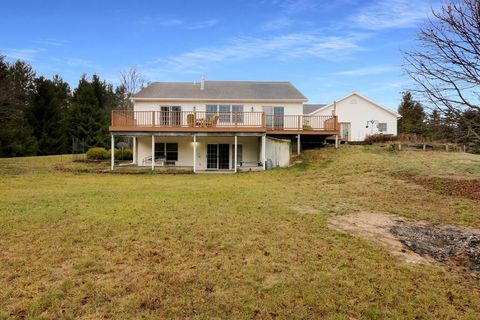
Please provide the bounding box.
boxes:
[457,109,480,153]
[397,91,427,135]
[426,109,456,141]
[68,76,109,148]
[28,76,71,155]
[91,74,118,116]
[0,56,38,157]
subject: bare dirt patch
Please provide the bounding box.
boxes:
[328,212,480,276]
[393,172,480,200]
[290,206,319,214]
[392,224,480,275]
[328,212,433,265]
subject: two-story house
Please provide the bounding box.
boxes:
[108,79,339,172]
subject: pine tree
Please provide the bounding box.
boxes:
[0,56,38,157]
[68,76,109,148]
[398,91,427,135]
[28,76,71,155]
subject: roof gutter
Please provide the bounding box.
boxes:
[130,97,308,103]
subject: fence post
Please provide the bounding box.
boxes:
[423,144,426,151]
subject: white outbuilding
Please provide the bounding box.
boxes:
[306,92,401,142]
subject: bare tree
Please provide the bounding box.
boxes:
[118,65,145,110]
[404,0,480,140]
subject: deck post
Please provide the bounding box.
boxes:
[297,134,301,155]
[234,135,238,173]
[262,135,266,170]
[335,134,339,149]
[193,134,197,173]
[110,134,114,170]
[132,136,137,164]
[151,135,155,171]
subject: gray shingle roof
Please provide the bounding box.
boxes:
[133,81,307,101]
[303,103,326,114]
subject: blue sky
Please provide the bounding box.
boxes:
[1,0,438,110]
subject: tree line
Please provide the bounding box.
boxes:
[0,55,140,157]
[397,91,480,151]
[402,0,480,151]
[1,0,479,157]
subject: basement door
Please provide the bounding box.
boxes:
[207,144,230,170]
[340,122,351,141]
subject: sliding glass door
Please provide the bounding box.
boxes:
[263,106,284,129]
[207,144,230,170]
[159,106,181,126]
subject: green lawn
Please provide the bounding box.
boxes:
[1,146,480,319]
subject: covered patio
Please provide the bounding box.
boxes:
[110,132,267,173]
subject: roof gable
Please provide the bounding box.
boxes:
[133,81,307,101]
[303,103,326,114]
[307,92,401,118]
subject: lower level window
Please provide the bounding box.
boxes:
[155,143,178,161]
[378,123,387,132]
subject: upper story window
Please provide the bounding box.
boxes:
[378,123,387,132]
[205,104,244,123]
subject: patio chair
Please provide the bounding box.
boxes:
[207,115,219,128]
[187,114,195,127]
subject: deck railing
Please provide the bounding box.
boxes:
[111,111,265,129]
[265,115,338,131]
[110,110,338,132]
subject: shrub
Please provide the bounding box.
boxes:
[364,134,398,144]
[397,133,433,143]
[108,148,133,160]
[86,147,109,160]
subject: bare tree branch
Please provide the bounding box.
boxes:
[403,0,480,141]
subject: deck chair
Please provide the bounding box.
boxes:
[207,115,219,128]
[187,114,195,127]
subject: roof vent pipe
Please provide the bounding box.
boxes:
[200,75,205,90]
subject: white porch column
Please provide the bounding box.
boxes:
[297,134,301,155]
[132,136,137,165]
[193,135,197,173]
[234,135,238,173]
[110,134,114,170]
[262,135,266,170]
[151,135,155,171]
[335,134,339,149]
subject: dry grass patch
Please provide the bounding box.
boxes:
[393,172,480,200]
[1,147,480,319]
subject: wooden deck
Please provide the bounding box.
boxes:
[109,111,339,134]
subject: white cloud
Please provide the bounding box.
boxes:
[49,57,98,69]
[260,17,294,31]
[159,19,184,27]
[134,16,218,30]
[334,65,400,76]
[134,16,184,26]
[155,32,365,73]
[350,0,433,30]
[34,38,68,47]
[266,0,319,14]
[0,48,44,61]
[188,19,219,30]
